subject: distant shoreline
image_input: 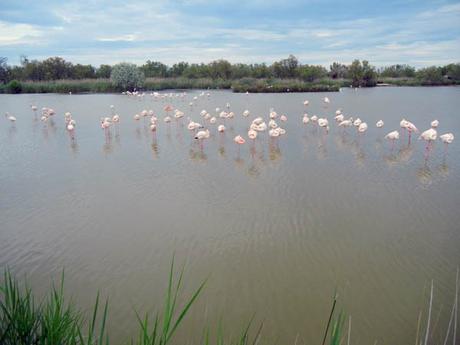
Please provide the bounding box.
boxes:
[0,77,458,95]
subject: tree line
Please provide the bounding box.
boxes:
[1,55,459,87]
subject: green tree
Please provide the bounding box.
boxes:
[209,59,232,79]
[71,64,96,79]
[329,62,348,79]
[96,64,112,78]
[251,63,271,78]
[141,60,168,78]
[41,57,73,80]
[110,63,145,90]
[299,65,327,82]
[416,66,444,85]
[361,60,377,86]
[379,64,415,78]
[169,62,189,77]
[0,57,8,83]
[444,63,460,81]
[272,55,299,78]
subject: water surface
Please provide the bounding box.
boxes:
[1,87,460,344]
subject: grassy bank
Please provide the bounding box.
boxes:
[0,77,341,94]
[376,77,460,86]
[0,77,459,95]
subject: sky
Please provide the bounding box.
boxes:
[1,0,460,67]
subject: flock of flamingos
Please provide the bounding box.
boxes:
[3,90,455,154]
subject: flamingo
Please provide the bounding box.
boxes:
[195,129,210,140]
[311,115,318,123]
[133,114,140,121]
[302,114,310,124]
[248,129,257,140]
[431,120,439,128]
[269,119,278,129]
[217,125,226,132]
[6,113,16,122]
[439,133,454,152]
[338,119,353,128]
[419,128,437,149]
[334,113,344,122]
[234,135,245,145]
[385,130,399,148]
[318,118,329,133]
[376,120,384,128]
[280,114,287,122]
[303,100,309,106]
[323,97,330,104]
[358,122,368,133]
[269,128,280,137]
[353,118,362,127]
[243,110,250,117]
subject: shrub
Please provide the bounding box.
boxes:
[6,80,22,93]
[110,63,145,91]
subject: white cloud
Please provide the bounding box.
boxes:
[0,21,44,46]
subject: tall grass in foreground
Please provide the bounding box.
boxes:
[3,261,457,344]
[0,259,345,345]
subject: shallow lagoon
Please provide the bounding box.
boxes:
[1,87,460,344]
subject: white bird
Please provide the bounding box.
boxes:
[318,118,329,128]
[280,114,287,122]
[353,118,362,127]
[269,119,278,129]
[133,114,140,121]
[255,122,267,132]
[334,114,344,122]
[311,115,318,123]
[248,129,257,139]
[195,129,210,140]
[302,114,310,124]
[376,120,384,128]
[303,100,309,106]
[338,119,353,127]
[419,128,437,143]
[431,120,439,128]
[385,130,400,141]
[269,128,280,137]
[243,110,250,117]
[112,115,120,123]
[439,133,454,145]
[234,135,245,144]
[323,97,330,104]
[164,116,172,123]
[358,122,368,133]
[217,125,226,132]
[6,114,16,122]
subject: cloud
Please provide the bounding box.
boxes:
[97,34,139,42]
[0,21,44,46]
[0,0,459,67]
